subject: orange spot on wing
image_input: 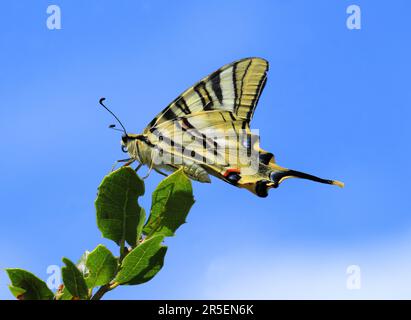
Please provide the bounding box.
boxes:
[223,168,241,177]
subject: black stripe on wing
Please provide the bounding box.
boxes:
[144,57,269,133]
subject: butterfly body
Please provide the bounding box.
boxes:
[113,57,343,197]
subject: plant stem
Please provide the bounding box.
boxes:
[91,285,109,300]
[91,282,119,300]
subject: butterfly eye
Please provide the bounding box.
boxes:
[121,145,128,153]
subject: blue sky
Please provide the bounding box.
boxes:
[1,0,410,299]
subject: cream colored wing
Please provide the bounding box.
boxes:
[144,57,269,133]
[146,110,273,181]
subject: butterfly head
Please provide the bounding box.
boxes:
[98,98,150,164]
[121,134,129,152]
[120,133,151,164]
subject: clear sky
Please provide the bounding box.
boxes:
[1,0,410,299]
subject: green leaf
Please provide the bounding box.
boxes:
[61,258,89,300]
[95,167,145,247]
[127,247,167,285]
[8,285,26,299]
[85,245,117,288]
[115,235,166,284]
[6,269,53,300]
[143,169,195,238]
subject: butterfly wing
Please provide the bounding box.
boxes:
[141,57,272,195]
[144,57,269,133]
[138,57,343,196]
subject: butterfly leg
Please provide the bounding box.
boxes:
[141,161,154,179]
[111,158,135,171]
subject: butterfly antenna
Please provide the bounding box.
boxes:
[99,97,128,135]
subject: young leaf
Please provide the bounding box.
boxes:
[61,258,89,300]
[55,286,73,300]
[143,169,194,238]
[6,268,53,300]
[85,244,117,288]
[95,167,145,247]
[115,235,166,284]
[77,250,90,277]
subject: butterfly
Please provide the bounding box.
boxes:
[100,57,343,197]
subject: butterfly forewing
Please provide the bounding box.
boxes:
[144,57,269,133]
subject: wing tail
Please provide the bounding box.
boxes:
[268,163,344,188]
